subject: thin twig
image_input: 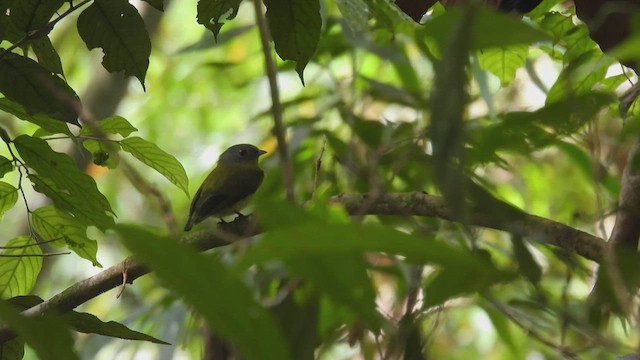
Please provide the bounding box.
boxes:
[311,135,327,200]
[251,0,295,202]
[0,238,62,249]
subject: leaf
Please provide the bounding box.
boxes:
[0,98,73,136]
[31,206,101,267]
[80,116,138,137]
[421,5,550,53]
[481,302,519,356]
[546,51,610,105]
[196,0,243,39]
[0,300,78,360]
[9,0,65,32]
[141,0,164,11]
[335,0,370,33]
[77,0,151,88]
[120,136,189,196]
[263,0,321,83]
[14,135,115,230]
[0,237,42,299]
[116,224,292,360]
[0,156,13,178]
[0,53,80,125]
[478,45,528,86]
[510,236,542,284]
[64,311,169,344]
[0,181,17,218]
[30,36,65,76]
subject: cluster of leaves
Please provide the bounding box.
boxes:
[0,0,638,358]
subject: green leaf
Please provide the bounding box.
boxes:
[0,181,18,218]
[0,156,13,178]
[14,135,115,230]
[80,116,138,137]
[0,300,78,360]
[510,236,542,284]
[0,98,73,136]
[116,224,292,360]
[263,0,321,82]
[0,237,42,299]
[65,311,169,344]
[30,36,65,76]
[77,0,151,88]
[478,45,528,86]
[120,136,189,196]
[336,0,369,33]
[0,54,80,125]
[421,5,550,53]
[196,0,243,39]
[9,0,65,32]
[546,51,610,105]
[31,206,101,267]
[481,302,519,356]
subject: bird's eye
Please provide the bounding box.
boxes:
[238,149,247,156]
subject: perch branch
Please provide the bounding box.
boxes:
[0,192,606,343]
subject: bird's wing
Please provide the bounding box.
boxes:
[189,167,264,225]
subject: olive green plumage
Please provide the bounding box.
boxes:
[184,144,266,231]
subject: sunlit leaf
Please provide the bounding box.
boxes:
[0,181,18,218]
[116,224,292,360]
[264,0,321,82]
[80,116,138,137]
[0,237,42,299]
[31,206,101,267]
[0,54,80,125]
[77,0,151,88]
[478,45,528,86]
[0,156,13,179]
[120,136,189,196]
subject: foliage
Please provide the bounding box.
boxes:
[0,0,638,358]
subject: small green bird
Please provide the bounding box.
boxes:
[184,144,267,231]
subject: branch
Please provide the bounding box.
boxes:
[251,0,295,202]
[331,192,606,262]
[0,192,605,343]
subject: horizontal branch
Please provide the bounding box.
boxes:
[331,192,606,262]
[0,192,606,343]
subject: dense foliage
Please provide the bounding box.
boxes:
[0,0,639,358]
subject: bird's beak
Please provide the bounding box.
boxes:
[259,149,267,156]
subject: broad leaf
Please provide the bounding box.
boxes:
[0,54,80,125]
[478,45,528,86]
[31,36,65,75]
[0,181,18,218]
[77,0,151,88]
[197,0,242,39]
[14,135,115,230]
[0,156,13,178]
[116,224,292,360]
[31,206,101,267]
[65,311,169,344]
[0,98,73,136]
[263,0,321,82]
[0,300,78,360]
[80,116,138,137]
[9,0,65,32]
[82,139,120,169]
[120,136,189,196]
[0,237,42,299]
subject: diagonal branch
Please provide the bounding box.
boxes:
[0,192,606,343]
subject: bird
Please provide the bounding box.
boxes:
[184,144,267,231]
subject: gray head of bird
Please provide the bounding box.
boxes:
[218,144,267,165]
